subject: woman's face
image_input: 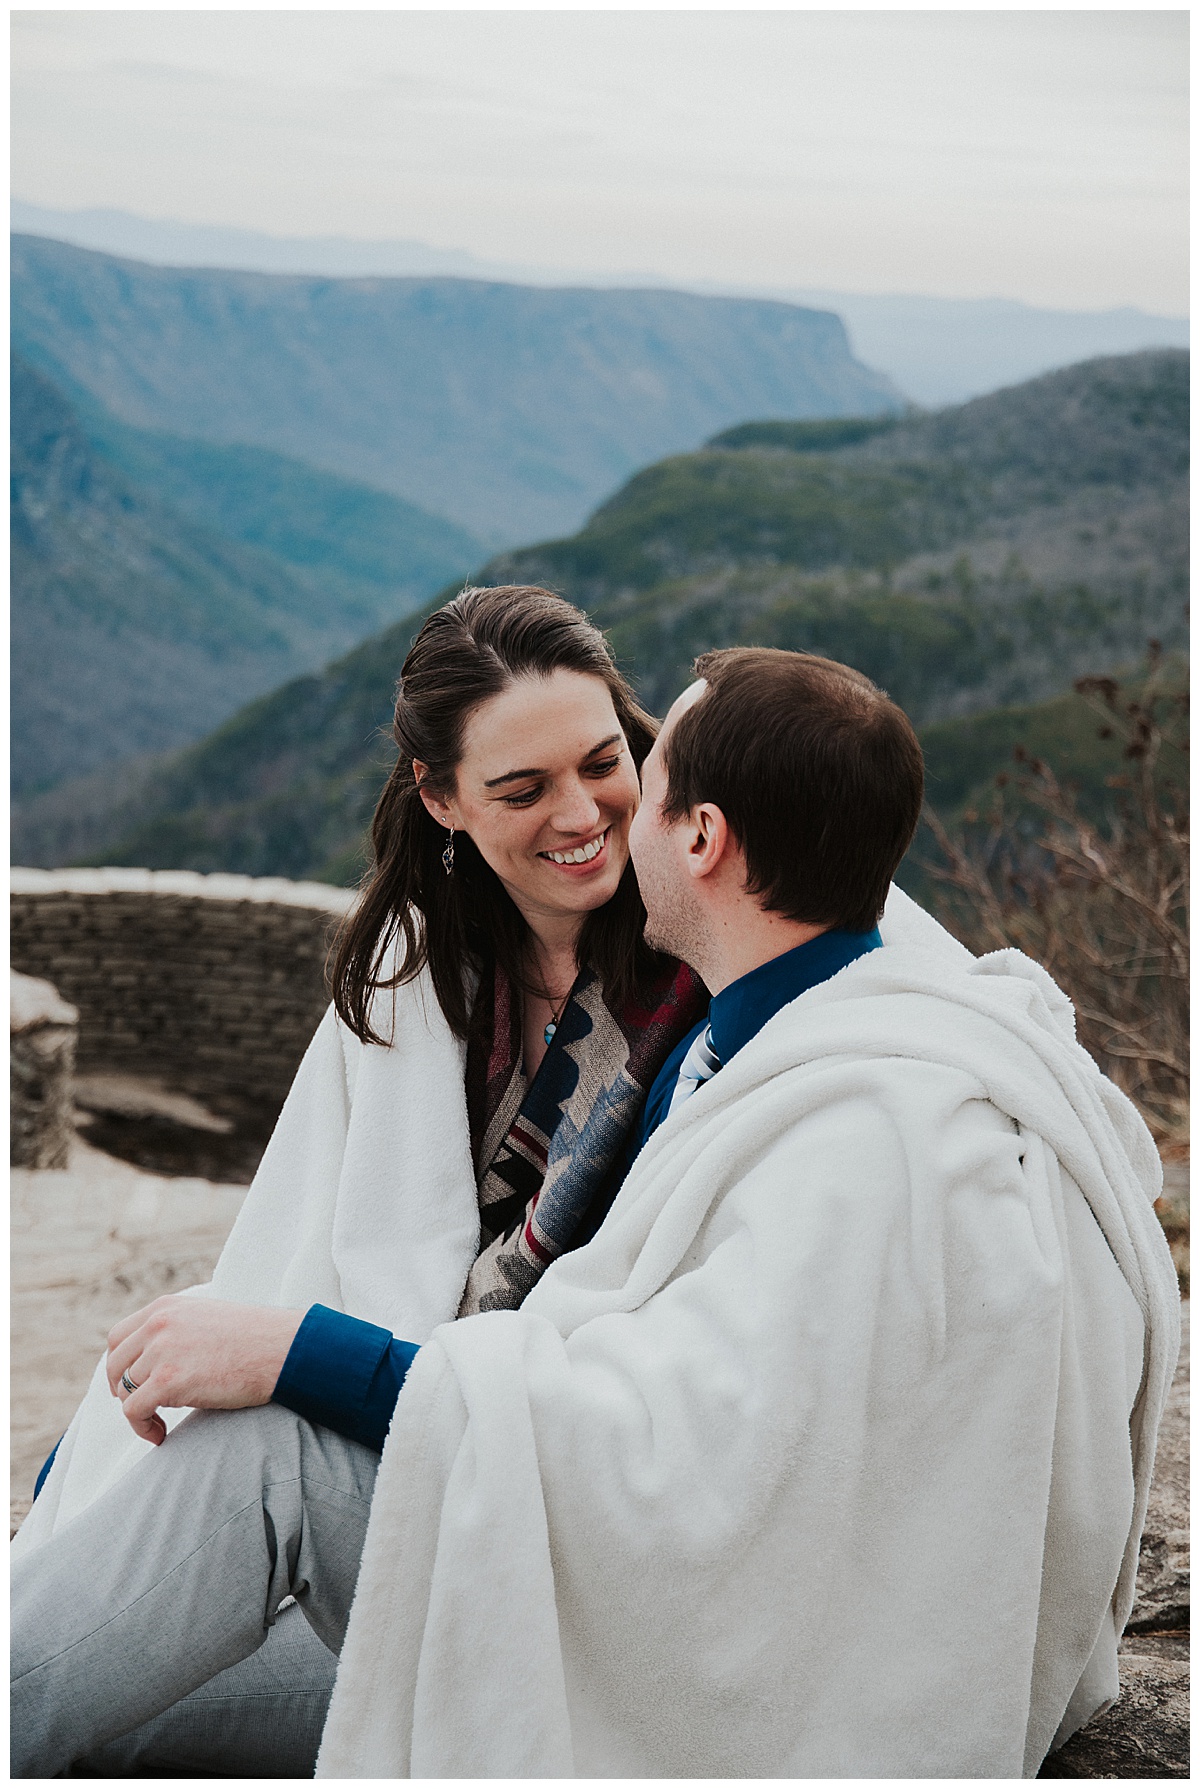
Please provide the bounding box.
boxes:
[416,670,643,933]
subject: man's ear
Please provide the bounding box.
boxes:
[685,803,732,881]
[413,760,455,829]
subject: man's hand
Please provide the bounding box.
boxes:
[106,1297,305,1445]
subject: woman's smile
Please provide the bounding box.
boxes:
[538,826,611,870]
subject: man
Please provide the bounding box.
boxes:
[14,649,1178,1777]
[320,649,1174,1776]
[626,647,922,1154]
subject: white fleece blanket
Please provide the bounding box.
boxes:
[15,892,1179,1778]
[11,958,485,1544]
[315,892,1178,1779]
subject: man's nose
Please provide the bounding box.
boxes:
[549,779,603,837]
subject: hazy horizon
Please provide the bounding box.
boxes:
[10,197,1190,327]
[11,11,1188,315]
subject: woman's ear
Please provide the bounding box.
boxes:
[413,761,455,829]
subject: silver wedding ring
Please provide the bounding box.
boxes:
[120,1370,139,1395]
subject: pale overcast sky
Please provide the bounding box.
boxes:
[10,9,1190,312]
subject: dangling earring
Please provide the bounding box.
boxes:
[442,826,455,877]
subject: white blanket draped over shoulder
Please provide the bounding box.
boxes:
[16,890,1180,1777]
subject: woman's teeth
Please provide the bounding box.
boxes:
[542,829,608,865]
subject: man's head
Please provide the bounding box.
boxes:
[629,648,924,973]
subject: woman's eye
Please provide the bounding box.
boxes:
[587,757,621,777]
[502,787,542,807]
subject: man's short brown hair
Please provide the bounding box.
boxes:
[660,648,924,933]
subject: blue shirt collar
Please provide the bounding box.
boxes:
[707,926,882,1068]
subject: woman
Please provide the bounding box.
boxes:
[13,586,707,1777]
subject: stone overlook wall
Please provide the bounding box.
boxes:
[11,971,79,1169]
[10,869,356,1111]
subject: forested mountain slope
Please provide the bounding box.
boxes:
[16,350,1186,881]
[10,357,479,797]
[11,234,902,545]
[85,416,483,611]
[489,349,1187,714]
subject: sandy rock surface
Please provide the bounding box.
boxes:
[10,1137,246,1533]
[1043,1642,1190,1778]
[1126,1295,1190,1637]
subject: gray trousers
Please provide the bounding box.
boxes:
[11,1404,380,1778]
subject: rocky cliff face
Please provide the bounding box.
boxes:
[11,233,902,545]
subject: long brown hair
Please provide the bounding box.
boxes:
[329,585,666,1044]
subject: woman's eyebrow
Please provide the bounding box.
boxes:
[483,733,622,788]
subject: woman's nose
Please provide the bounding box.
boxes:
[549,779,602,837]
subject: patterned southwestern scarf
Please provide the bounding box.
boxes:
[459,957,707,1316]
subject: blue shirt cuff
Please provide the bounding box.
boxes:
[272,1304,419,1453]
[34,1437,62,1501]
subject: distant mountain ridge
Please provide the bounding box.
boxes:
[11,234,902,546]
[12,200,1189,406]
[787,291,1189,409]
[10,357,481,798]
[20,348,1185,882]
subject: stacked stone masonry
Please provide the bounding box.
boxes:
[10,869,356,1111]
[11,971,80,1170]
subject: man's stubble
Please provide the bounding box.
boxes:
[637,845,707,980]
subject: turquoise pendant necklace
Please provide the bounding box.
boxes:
[543,990,570,1047]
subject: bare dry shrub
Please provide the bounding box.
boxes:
[920,650,1188,1156]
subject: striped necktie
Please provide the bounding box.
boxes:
[667,1023,722,1116]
